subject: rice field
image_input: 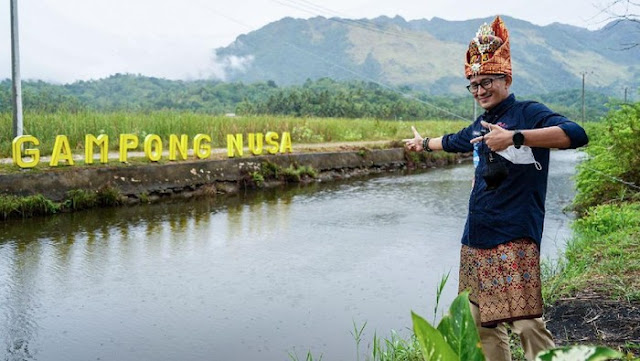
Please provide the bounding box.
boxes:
[0,111,469,158]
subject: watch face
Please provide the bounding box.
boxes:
[513,131,525,147]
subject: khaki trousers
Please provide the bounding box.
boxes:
[469,302,555,361]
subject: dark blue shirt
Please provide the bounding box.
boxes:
[441,94,588,249]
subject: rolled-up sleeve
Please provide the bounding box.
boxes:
[525,103,589,149]
[442,125,475,153]
[557,121,589,149]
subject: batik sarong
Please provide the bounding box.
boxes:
[458,238,543,327]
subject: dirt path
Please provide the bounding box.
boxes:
[546,296,640,354]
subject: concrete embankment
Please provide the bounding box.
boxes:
[0,147,467,204]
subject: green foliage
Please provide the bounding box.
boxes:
[433,271,450,324]
[250,171,265,188]
[351,321,367,361]
[282,165,302,183]
[291,125,324,143]
[0,194,59,219]
[0,110,467,158]
[370,330,423,361]
[296,165,318,178]
[288,349,323,361]
[63,187,122,210]
[96,186,122,207]
[573,102,640,214]
[0,187,122,220]
[65,189,99,210]
[260,161,280,179]
[0,76,614,125]
[544,203,640,302]
[412,292,625,361]
[243,162,318,188]
[412,292,484,361]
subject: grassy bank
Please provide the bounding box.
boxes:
[543,103,640,304]
[0,111,468,158]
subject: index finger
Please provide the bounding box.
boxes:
[411,126,421,138]
[480,120,493,130]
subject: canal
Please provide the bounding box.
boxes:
[0,150,581,361]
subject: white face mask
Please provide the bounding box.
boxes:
[496,145,542,170]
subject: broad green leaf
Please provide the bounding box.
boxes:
[411,311,458,361]
[535,345,624,361]
[436,292,485,361]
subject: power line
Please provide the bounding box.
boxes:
[582,164,640,191]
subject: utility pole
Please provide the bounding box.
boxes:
[11,0,24,138]
[579,71,592,125]
[624,87,628,103]
[473,99,477,120]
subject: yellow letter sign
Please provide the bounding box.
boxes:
[194,134,211,159]
[50,135,74,166]
[12,135,40,168]
[144,134,163,162]
[119,134,139,162]
[85,134,109,164]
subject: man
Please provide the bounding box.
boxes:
[404,16,588,361]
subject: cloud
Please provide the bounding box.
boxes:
[214,54,255,81]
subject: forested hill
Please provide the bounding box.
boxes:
[0,75,615,122]
[215,15,640,97]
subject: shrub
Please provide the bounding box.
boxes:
[573,103,640,214]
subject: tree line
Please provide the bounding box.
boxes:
[0,74,618,122]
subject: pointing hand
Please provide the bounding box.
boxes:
[470,121,512,151]
[402,126,423,152]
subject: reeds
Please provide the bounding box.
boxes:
[0,111,467,158]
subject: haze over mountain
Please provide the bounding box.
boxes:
[214,15,640,97]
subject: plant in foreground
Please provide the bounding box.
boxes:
[411,292,625,361]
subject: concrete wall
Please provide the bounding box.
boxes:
[0,148,465,202]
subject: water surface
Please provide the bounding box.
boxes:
[0,150,581,361]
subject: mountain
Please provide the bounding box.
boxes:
[214,15,640,97]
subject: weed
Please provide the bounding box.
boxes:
[251,171,265,188]
[297,165,317,179]
[96,186,122,206]
[260,161,280,179]
[282,165,301,182]
[0,194,59,219]
[139,192,150,204]
[288,349,323,361]
[65,189,99,210]
[433,271,451,324]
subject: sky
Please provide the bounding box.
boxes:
[0,0,627,84]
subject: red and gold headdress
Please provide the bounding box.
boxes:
[464,16,512,78]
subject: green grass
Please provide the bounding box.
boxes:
[543,104,640,304]
[543,203,640,304]
[0,187,122,220]
[0,111,468,159]
[243,161,319,188]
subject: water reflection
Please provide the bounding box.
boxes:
[0,151,581,361]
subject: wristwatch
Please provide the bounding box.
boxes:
[512,130,525,149]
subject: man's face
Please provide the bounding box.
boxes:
[468,74,510,110]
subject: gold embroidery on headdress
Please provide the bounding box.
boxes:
[464,16,512,78]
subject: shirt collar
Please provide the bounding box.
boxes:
[483,94,516,121]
